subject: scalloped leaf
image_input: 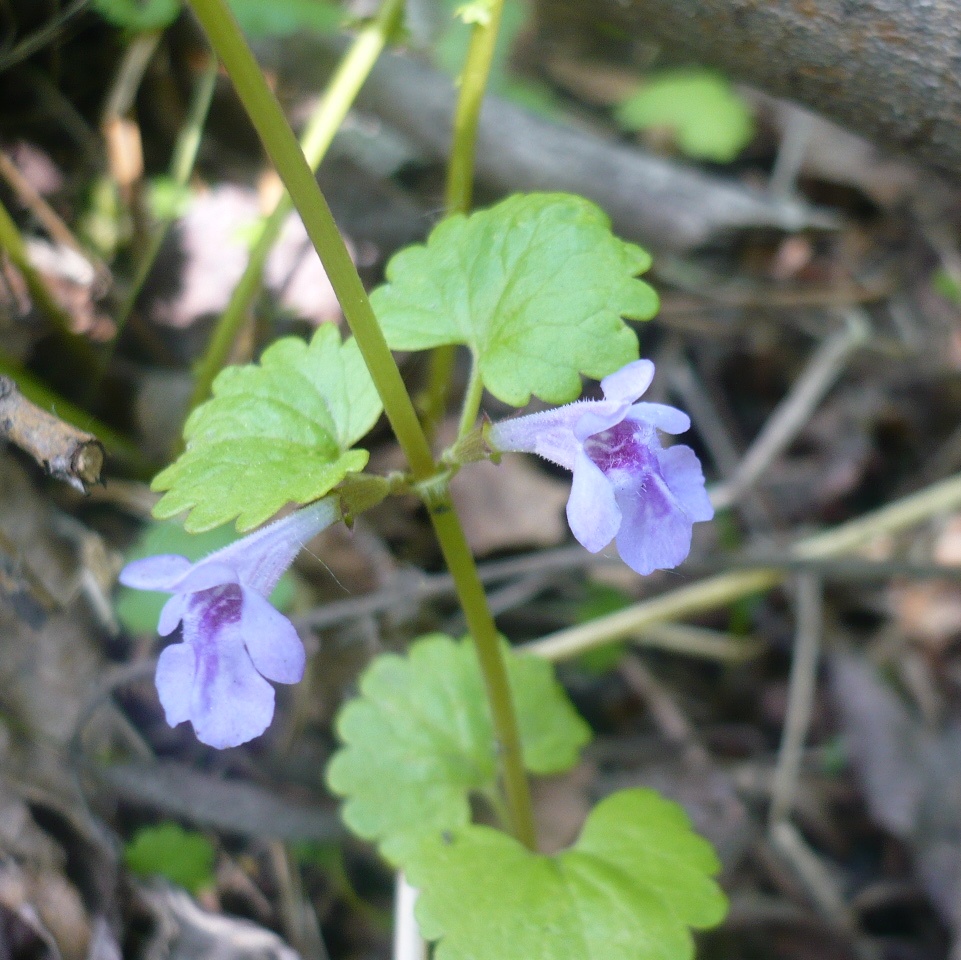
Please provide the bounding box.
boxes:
[152,326,381,532]
[326,634,591,862]
[369,193,656,407]
[404,789,727,960]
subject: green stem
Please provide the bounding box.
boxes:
[185,0,537,848]
[110,57,218,363]
[429,498,537,849]
[457,355,484,437]
[444,0,505,214]
[422,0,506,438]
[188,0,405,414]
[185,0,433,479]
[0,197,96,369]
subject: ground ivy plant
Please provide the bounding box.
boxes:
[117,0,727,957]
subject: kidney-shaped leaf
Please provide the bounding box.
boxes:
[370,193,656,407]
[152,326,381,531]
[326,634,591,863]
[405,789,728,960]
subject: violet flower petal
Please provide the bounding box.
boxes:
[658,445,714,522]
[489,405,588,471]
[197,497,339,596]
[187,614,275,749]
[169,560,239,594]
[567,449,621,552]
[626,403,691,436]
[155,642,196,726]
[600,358,654,403]
[157,593,186,636]
[239,588,305,684]
[119,554,193,590]
[614,475,694,575]
[573,401,634,443]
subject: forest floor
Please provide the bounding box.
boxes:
[1,4,960,960]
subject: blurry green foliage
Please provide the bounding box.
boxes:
[616,68,755,163]
[124,823,216,892]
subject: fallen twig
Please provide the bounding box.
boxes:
[0,374,104,490]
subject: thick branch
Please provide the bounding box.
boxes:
[0,375,104,490]
[536,0,961,177]
[265,40,834,249]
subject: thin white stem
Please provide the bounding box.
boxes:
[393,873,426,960]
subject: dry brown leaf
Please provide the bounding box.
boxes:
[450,452,569,556]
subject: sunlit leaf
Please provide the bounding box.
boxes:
[326,634,591,862]
[152,325,381,531]
[371,193,655,407]
[405,789,727,960]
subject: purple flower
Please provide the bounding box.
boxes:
[119,498,339,748]
[488,360,712,575]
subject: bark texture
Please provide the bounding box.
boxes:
[536,0,961,177]
[265,41,835,250]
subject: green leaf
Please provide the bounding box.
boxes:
[405,789,727,960]
[92,0,180,31]
[933,267,961,307]
[616,69,755,163]
[115,519,294,633]
[152,325,382,532]
[326,634,591,862]
[124,823,216,893]
[229,0,342,37]
[574,584,633,674]
[370,193,655,406]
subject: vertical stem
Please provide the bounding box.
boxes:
[444,0,505,214]
[185,0,434,481]
[189,0,405,414]
[0,196,96,369]
[457,355,484,437]
[429,502,537,849]
[111,57,219,354]
[184,0,537,848]
[422,0,506,435]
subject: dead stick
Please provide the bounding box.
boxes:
[0,375,104,490]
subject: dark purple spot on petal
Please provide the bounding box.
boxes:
[189,583,243,637]
[584,420,659,476]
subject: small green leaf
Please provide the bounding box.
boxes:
[152,325,381,532]
[574,584,633,674]
[932,267,961,307]
[124,823,216,893]
[229,0,342,37]
[326,634,591,862]
[616,69,755,163]
[405,789,727,960]
[115,519,294,633]
[371,193,654,406]
[92,0,180,30]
